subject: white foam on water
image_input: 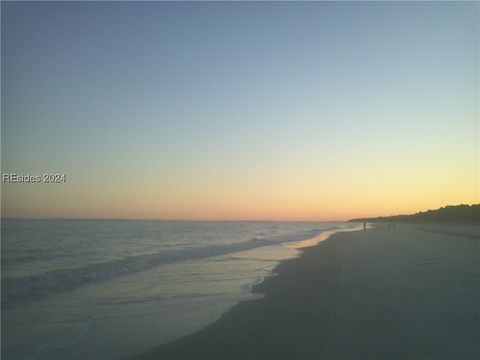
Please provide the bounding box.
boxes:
[2,220,360,360]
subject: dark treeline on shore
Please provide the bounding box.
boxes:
[350,204,480,224]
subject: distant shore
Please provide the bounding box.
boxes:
[127,224,479,360]
[349,204,480,224]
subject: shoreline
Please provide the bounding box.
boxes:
[240,225,362,303]
[126,224,479,360]
[126,228,347,360]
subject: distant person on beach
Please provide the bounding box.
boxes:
[363,222,366,230]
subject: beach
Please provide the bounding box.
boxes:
[3,2,478,360]
[128,225,479,360]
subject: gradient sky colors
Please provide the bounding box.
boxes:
[2,2,479,220]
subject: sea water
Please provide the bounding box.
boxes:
[1,219,359,360]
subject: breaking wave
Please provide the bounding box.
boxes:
[2,229,325,308]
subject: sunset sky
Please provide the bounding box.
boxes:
[2,2,478,220]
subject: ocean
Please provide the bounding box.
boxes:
[1,219,360,360]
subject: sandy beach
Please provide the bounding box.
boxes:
[128,225,479,360]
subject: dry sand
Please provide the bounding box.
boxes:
[128,225,479,360]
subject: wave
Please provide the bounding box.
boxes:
[2,229,326,309]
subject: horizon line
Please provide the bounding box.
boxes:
[2,204,477,223]
[1,217,349,222]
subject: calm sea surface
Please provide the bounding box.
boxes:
[2,219,360,360]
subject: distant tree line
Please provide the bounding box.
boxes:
[349,204,480,224]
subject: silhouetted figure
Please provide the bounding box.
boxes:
[393,222,396,229]
[363,222,366,230]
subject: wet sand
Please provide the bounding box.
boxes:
[127,225,479,360]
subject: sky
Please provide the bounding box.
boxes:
[1,1,479,221]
